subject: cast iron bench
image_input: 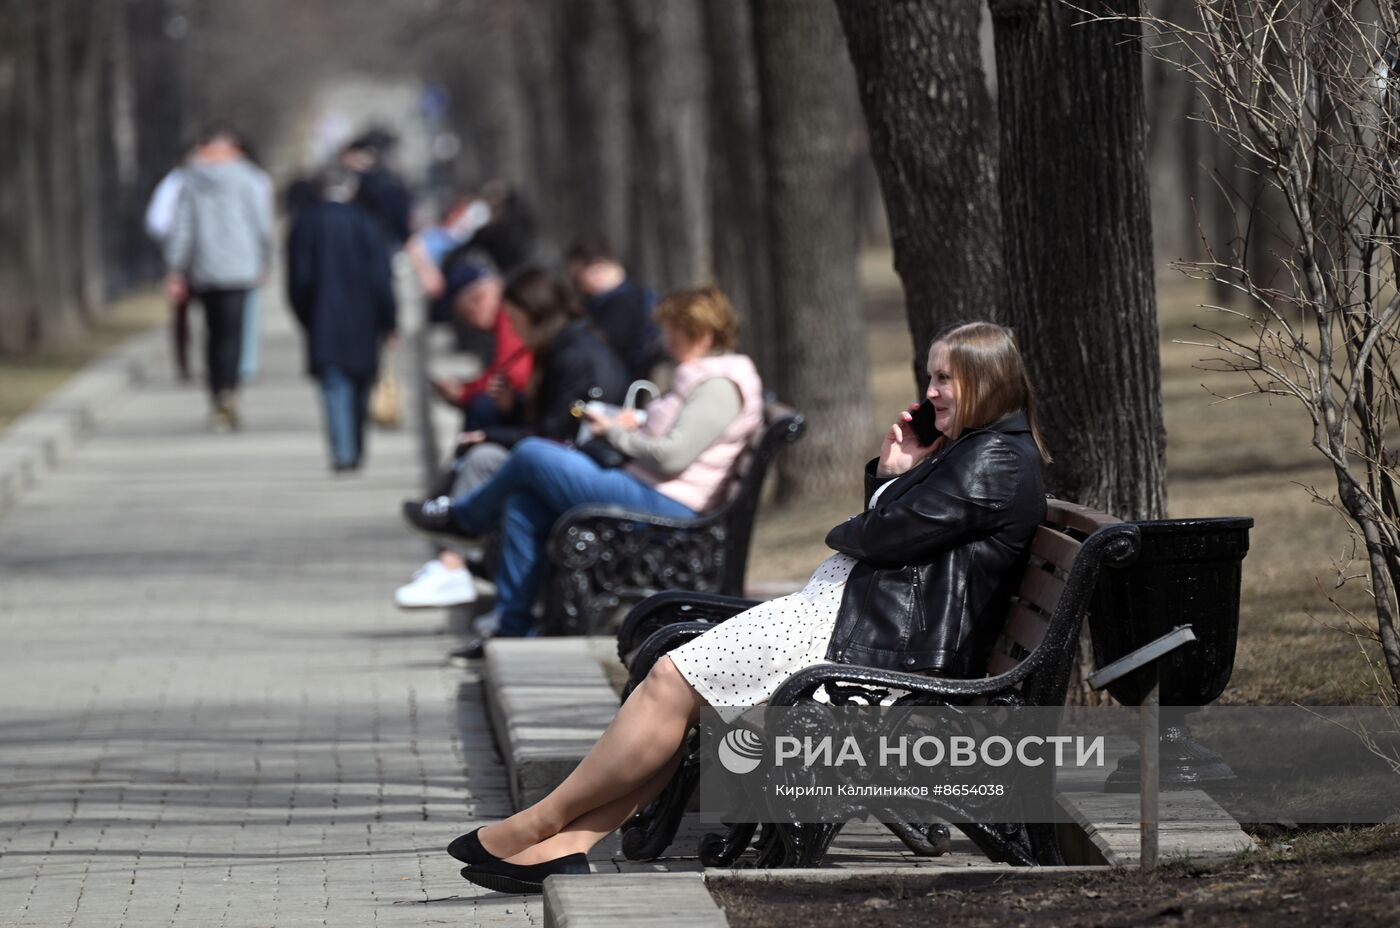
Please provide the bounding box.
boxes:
[537,402,805,636]
[613,498,1139,867]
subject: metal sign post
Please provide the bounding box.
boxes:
[1087,625,1196,871]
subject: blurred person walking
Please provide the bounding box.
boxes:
[286,168,398,472]
[340,131,412,249]
[237,139,277,384]
[163,124,273,429]
[145,148,194,383]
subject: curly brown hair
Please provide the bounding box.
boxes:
[653,284,739,353]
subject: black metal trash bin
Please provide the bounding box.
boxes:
[1088,516,1253,790]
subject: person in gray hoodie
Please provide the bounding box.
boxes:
[164,124,273,429]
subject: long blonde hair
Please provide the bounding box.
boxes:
[934,322,1052,465]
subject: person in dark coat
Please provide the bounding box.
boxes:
[340,134,412,247]
[565,238,664,382]
[286,168,398,472]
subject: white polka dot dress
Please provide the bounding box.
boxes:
[668,552,857,714]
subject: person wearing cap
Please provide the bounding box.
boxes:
[430,264,535,433]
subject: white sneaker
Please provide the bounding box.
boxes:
[394,560,478,609]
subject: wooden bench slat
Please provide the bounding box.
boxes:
[1015,566,1066,616]
[1002,602,1049,653]
[1030,524,1081,575]
[1046,499,1122,538]
[986,648,1019,676]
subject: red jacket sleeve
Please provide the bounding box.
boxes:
[451,309,534,407]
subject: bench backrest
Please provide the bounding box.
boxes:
[985,499,1129,706]
[710,401,805,595]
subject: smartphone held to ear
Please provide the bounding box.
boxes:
[907,398,942,446]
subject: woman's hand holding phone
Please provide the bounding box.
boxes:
[877,399,941,477]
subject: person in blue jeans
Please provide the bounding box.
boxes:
[421,437,694,638]
[286,168,397,471]
[403,285,765,641]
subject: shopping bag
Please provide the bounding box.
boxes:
[369,359,404,429]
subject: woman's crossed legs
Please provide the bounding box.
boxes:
[475,656,704,865]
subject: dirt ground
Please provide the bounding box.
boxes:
[746,255,1386,706]
[710,825,1400,928]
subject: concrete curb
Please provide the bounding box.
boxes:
[0,327,165,514]
[541,864,1118,927]
[483,637,622,808]
[544,872,729,928]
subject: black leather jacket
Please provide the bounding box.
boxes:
[823,410,1046,677]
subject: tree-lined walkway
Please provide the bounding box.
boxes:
[0,309,533,926]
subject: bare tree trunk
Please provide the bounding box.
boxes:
[513,0,569,247]
[17,2,54,349]
[0,0,36,353]
[991,0,1167,522]
[73,0,113,316]
[835,0,1004,392]
[39,0,84,343]
[753,0,869,499]
[474,6,532,192]
[620,0,711,290]
[701,0,776,381]
[560,0,632,255]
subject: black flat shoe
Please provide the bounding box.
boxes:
[459,853,591,895]
[448,638,487,665]
[447,827,499,865]
[402,496,475,542]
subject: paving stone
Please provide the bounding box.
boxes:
[0,305,526,926]
[544,873,728,928]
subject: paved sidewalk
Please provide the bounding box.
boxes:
[0,312,534,926]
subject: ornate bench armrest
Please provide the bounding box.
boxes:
[770,658,1044,708]
[544,505,736,635]
[618,590,759,663]
[623,620,718,701]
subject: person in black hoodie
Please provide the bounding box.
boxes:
[394,267,628,610]
[566,238,664,382]
[286,168,397,472]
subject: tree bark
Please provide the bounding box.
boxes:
[513,0,569,245]
[700,0,776,382]
[40,0,84,343]
[620,0,711,290]
[835,0,1004,393]
[17,2,54,349]
[73,0,112,316]
[753,0,869,500]
[990,0,1167,522]
[469,6,533,193]
[0,0,36,353]
[560,0,632,255]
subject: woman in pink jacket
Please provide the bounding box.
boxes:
[402,284,765,640]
